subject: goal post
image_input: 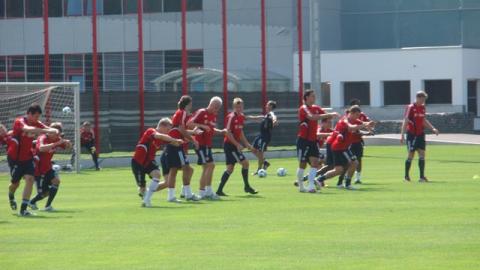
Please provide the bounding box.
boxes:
[0,82,81,174]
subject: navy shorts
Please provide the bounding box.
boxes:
[8,157,35,183]
[131,159,159,188]
[350,142,364,159]
[332,149,357,167]
[195,146,214,165]
[160,152,169,176]
[35,169,57,194]
[224,142,246,165]
[165,144,190,169]
[252,136,269,152]
[296,138,320,162]
[406,133,426,152]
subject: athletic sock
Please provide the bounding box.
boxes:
[317,166,330,176]
[92,153,99,169]
[405,159,412,178]
[337,173,345,186]
[355,172,361,181]
[296,168,305,187]
[217,171,231,193]
[205,186,213,196]
[8,192,14,202]
[30,194,44,205]
[419,158,425,178]
[184,185,193,198]
[199,189,206,197]
[144,179,160,202]
[302,174,308,182]
[20,199,29,213]
[167,188,176,200]
[241,168,250,189]
[45,185,59,207]
[317,175,326,182]
[308,168,317,190]
[345,177,352,187]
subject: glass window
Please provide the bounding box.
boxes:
[65,0,82,16]
[467,80,477,115]
[7,56,25,82]
[49,54,64,82]
[164,0,202,12]
[321,82,331,107]
[0,56,6,82]
[384,81,411,105]
[48,0,63,17]
[85,0,104,15]
[0,0,5,19]
[26,55,45,82]
[144,51,164,91]
[6,0,24,18]
[124,52,138,91]
[104,0,122,15]
[424,80,452,104]
[84,53,103,92]
[123,0,137,14]
[104,52,124,91]
[343,81,370,106]
[26,0,42,17]
[463,10,480,48]
[144,0,162,13]
[187,50,203,68]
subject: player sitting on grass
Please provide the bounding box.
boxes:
[315,105,374,190]
[130,118,183,207]
[187,96,227,200]
[248,100,278,175]
[295,90,338,193]
[29,122,72,212]
[7,104,59,216]
[216,98,258,196]
[80,121,100,170]
[400,91,439,183]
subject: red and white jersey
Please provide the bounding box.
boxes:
[351,112,370,143]
[169,109,189,140]
[405,103,426,136]
[34,134,66,176]
[297,104,326,142]
[8,117,47,161]
[190,108,217,147]
[132,128,167,166]
[80,129,94,145]
[331,118,361,151]
[317,127,333,148]
[224,112,245,144]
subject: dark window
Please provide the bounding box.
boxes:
[104,52,124,91]
[0,0,5,19]
[124,52,138,91]
[123,0,137,14]
[26,0,42,17]
[144,0,162,13]
[187,50,203,68]
[164,50,181,73]
[65,0,82,16]
[144,51,164,91]
[321,82,331,107]
[7,56,25,82]
[424,80,452,104]
[0,56,6,82]
[343,81,370,106]
[84,53,103,92]
[6,0,24,18]
[26,55,45,82]
[468,80,477,115]
[49,54,64,82]
[85,0,104,15]
[48,0,63,17]
[384,81,411,105]
[65,54,85,91]
[104,0,122,15]
[164,0,202,12]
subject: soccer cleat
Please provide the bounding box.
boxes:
[216,191,228,197]
[138,192,144,199]
[299,186,307,193]
[252,171,258,176]
[244,187,258,195]
[293,181,299,187]
[9,200,17,210]
[167,197,182,203]
[314,180,323,190]
[419,177,429,183]
[43,206,56,212]
[404,176,411,182]
[20,210,35,217]
[263,161,271,170]
[208,193,221,201]
[186,194,201,202]
[354,180,362,184]
[308,189,317,193]
[142,201,152,208]
[95,167,101,171]
[345,185,357,190]
[336,184,345,189]
[28,202,38,210]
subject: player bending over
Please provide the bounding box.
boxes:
[216,98,258,196]
[187,96,227,200]
[400,91,439,182]
[29,122,72,211]
[7,104,59,216]
[248,100,278,175]
[295,90,338,193]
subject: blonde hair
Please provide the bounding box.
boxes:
[233,97,243,105]
[210,96,223,106]
[50,122,63,133]
[157,117,172,128]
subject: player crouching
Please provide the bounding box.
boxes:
[29,122,72,212]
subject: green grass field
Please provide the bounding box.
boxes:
[1,145,479,270]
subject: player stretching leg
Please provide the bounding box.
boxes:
[187,97,226,200]
[165,96,200,202]
[216,98,258,196]
[7,104,59,216]
[29,123,72,211]
[295,90,338,193]
[400,91,439,182]
[248,100,278,175]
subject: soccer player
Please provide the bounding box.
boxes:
[80,121,100,170]
[187,96,227,200]
[29,122,72,211]
[216,98,258,196]
[165,95,200,202]
[7,104,59,216]
[132,118,183,207]
[0,124,11,147]
[400,91,439,182]
[249,100,278,175]
[296,90,338,193]
[316,105,374,190]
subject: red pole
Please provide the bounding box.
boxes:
[297,0,304,105]
[92,0,100,152]
[43,0,51,124]
[181,0,188,95]
[137,0,145,134]
[221,0,228,122]
[260,0,267,114]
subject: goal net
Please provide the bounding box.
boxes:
[0,82,81,173]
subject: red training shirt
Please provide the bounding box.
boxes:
[405,103,426,136]
[297,104,326,142]
[190,108,217,147]
[133,128,167,167]
[224,112,245,144]
[8,117,47,161]
[34,134,66,176]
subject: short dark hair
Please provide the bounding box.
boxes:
[178,95,192,110]
[349,99,361,106]
[303,89,315,101]
[27,103,42,115]
[349,105,362,114]
[267,100,277,110]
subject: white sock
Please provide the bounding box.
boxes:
[184,185,193,198]
[308,168,317,190]
[181,186,185,196]
[199,189,206,197]
[167,188,176,200]
[144,179,160,202]
[205,186,213,195]
[297,168,305,190]
[356,172,361,181]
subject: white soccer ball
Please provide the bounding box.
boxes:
[277,168,287,177]
[258,169,267,178]
[52,164,61,172]
[62,106,72,115]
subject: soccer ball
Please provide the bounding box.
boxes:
[52,164,61,172]
[277,168,287,177]
[258,169,267,178]
[62,106,72,115]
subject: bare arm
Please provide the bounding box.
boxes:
[226,131,242,150]
[246,115,264,122]
[317,132,332,139]
[39,139,66,152]
[22,125,58,135]
[153,132,183,146]
[306,112,338,121]
[214,128,227,135]
[239,130,254,151]
[424,119,439,135]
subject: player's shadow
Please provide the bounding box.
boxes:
[142,205,194,209]
[235,195,266,199]
[12,214,65,219]
[44,209,83,214]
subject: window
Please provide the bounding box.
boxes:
[144,51,164,91]
[49,54,64,82]
[124,52,138,90]
[26,55,45,82]
[26,0,42,17]
[343,81,370,106]
[84,53,103,92]
[104,0,122,15]
[164,0,202,12]
[85,0,104,15]
[468,80,477,115]
[7,56,25,82]
[0,56,6,82]
[424,80,452,104]
[187,50,203,68]
[321,82,331,107]
[6,0,24,18]
[0,0,6,19]
[123,0,137,14]
[144,0,162,13]
[65,0,82,16]
[384,81,411,105]
[48,0,63,17]
[104,52,124,91]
